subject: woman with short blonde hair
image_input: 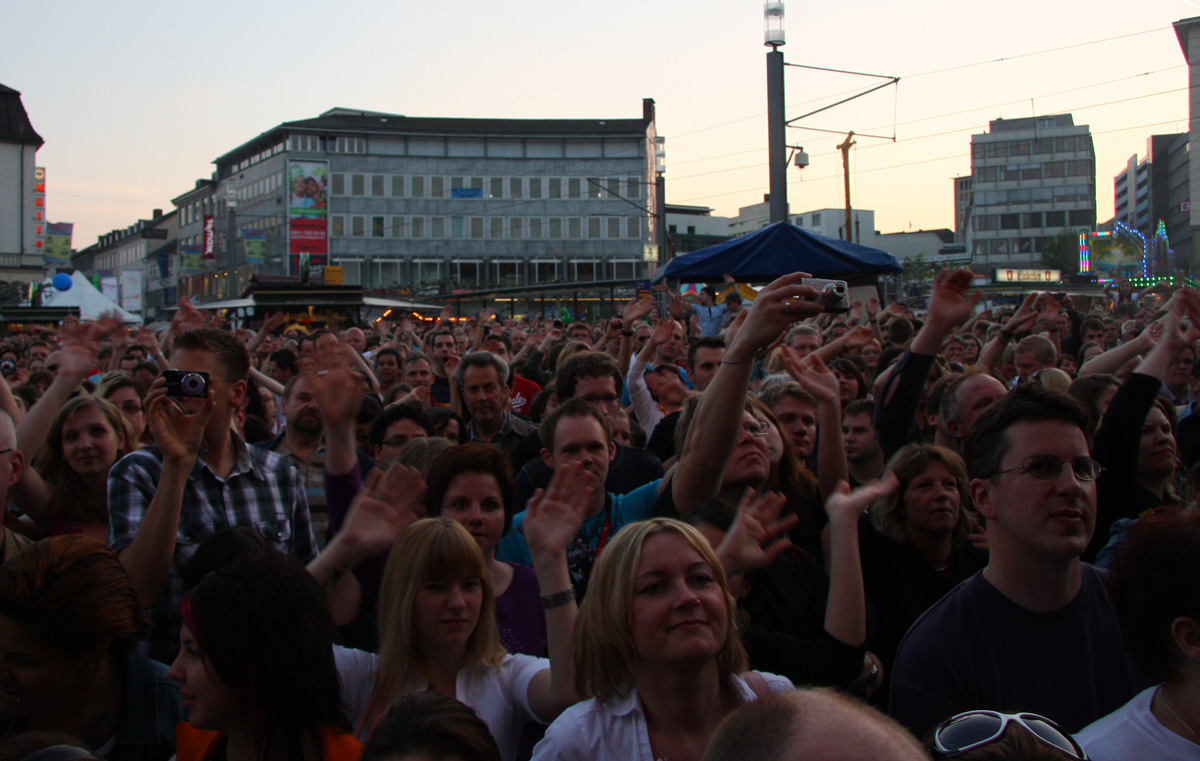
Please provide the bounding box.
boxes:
[534,517,793,761]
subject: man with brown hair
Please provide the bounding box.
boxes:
[109,328,314,662]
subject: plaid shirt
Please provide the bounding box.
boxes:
[108,435,316,663]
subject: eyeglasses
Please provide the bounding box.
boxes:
[931,711,1087,759]
[741,421,771,437]
[992,457,1103,481]
[579,394,620,407]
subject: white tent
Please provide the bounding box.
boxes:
[42,271,141,323]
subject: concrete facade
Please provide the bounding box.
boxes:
[190,100,659,299]
[0,84,43,258]
[966,114,1096,270]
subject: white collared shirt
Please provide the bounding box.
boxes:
[531,671,794,761]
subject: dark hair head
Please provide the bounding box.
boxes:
[173,328,250,381]
[539,397,612,453]
[423,443,515,535]
[1066,373,1120,440]
[842,398,876,422]
[1107,508,1200,683]
[0,536,149,657]
[181,527,272,592]
[423,406,465,443]
[555,351,623,400]
[361,692,500,761]
[374,347,402,365]
[268,350,296,372]
[888,317,914,345]
[963,384,1089,481]
[180,554,349,749]
[829,358,867,401]
[688,337,727,374]
[368,402,433,452]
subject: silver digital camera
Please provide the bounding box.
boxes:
[801,278,851,313]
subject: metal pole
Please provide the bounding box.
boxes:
[767,48,788,224]
[656,173,668,264]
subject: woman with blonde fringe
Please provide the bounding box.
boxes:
[335,462,595,761]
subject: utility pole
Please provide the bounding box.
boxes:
[765,3,787,224]
[838,131,856,241]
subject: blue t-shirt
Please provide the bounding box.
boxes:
[498,480,661,597]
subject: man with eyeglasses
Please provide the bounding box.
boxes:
[889,383,1146,738]
[509,351,663,513]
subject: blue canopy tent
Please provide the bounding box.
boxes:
[654,221,902,286]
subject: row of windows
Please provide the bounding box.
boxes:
[972,209,1094,231]
[233,141,287,172]
[972,237,1067,256]
[179,196,217,227]
[974,160,1093,183]
[289,135,366,154]
[971,135,1092,160]
[329,173,643,201]
[233,173,284,204]
[330,214,642,240]
[345,258,647,287]
[973,185,1094,205]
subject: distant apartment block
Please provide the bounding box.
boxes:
[966,114,1096,270]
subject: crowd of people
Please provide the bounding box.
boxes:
[0,269,1196,761]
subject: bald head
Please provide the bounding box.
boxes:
[703,688,928,761]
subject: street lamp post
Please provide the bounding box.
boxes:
[765,2,787,224]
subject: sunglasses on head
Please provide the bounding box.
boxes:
[931,711,1087,759]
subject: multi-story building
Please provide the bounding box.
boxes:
[75,210,177,317]
[183,100,659,302]
[966,114,1096,270]
[790,208,875,243]
[0,84,48,293]
[952,176,973,243]
[1113,133,1191,269]
[666,204,730,254]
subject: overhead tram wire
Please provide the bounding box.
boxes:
[667,24,1173,144]
[670,116,1190,206]
[670,77,1195,184]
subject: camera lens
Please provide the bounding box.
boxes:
[180,372,205,396]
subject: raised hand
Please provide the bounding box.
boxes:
[145,379,216,465]
[622,295,654,325]
[1002,293,1040,335]
[924,270,981,330]
[522,461,598,561]
[728,271,824,358]
[310,363,366,428]
[264,311,286,333]
[866,297,880,320]
[825,473,899,527]
[338,465,427,557]
[781,348,839,405]
[715,488,798,577]
[841,324,875,350]
[393,384,430,408]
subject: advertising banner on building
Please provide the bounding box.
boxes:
[120,270,143,312]
[287,161,328,277]
[181,244,204,275]
[242,229,267,265]
[203,215,216,261]
[43,222,73,265]
[33,168,45,254]
[101,277,118,304]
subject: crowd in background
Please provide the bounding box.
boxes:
[0,270,1195,761]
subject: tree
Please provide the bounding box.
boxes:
[1040,232,1081,274]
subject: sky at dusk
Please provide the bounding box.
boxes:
[4,0,1197,248]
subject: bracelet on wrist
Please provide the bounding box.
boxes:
[721,354,754,365]
[540,587,575,610]
[621,329,633,337]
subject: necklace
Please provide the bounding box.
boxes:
[1160,688,1200,745]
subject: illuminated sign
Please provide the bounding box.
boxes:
[993,269,1061,283]
[203,215,215,260]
